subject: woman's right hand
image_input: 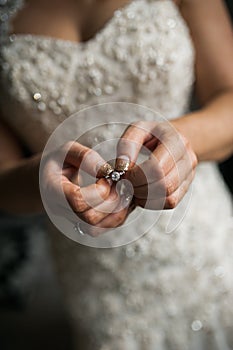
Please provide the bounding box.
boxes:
[40,141,133,236]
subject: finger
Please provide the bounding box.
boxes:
[135,171,195,210]
[62,166,77,180]
[126,133,191,188]
[79,186,121,225]
[115,121,187,172]
[115,121,157,171]
[144,137,158,151]
[43,153,113,214]
[151,124,198,176]
[163,157,194,196]
[62,178,112,213]
[86,202,134,236]
[133,157,194,199]
[63,141,113,177]
[42,158,70,206]
[97,200,135,228]
[76,201,135,237]
[125,154,163,187]
[55,193,122,227]
[96,207,129,228]
[164,171,195,209]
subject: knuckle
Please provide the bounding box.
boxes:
[191,151,198,168]
[166,194,178,209]
[180,134,189,147]
[156,160,166,178]
[69,187,86,213]
[185,142,197,165]
[73,198,87,213]
[83,210,99,225]
[165,177,175,196]
[63,182,74,198]
[115,212,126,226]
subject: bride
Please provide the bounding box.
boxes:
[0,0,233,348]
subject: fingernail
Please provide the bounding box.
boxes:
[97,162,114,178]
[115,155,130,172]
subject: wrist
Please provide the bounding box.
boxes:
[170,113,201,158]
[170,112,233,162]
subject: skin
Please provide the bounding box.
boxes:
[0,0,233,236]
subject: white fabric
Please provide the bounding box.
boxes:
[0,0,233,349]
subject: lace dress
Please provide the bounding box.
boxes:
[0,1,233,349]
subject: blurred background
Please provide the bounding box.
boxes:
[0,214,74,350]
[0,1,232,349]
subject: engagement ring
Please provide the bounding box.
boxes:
[105,170,125,182]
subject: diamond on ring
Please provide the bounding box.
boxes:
[105,170,125,182]
[74,222,85,235]
[111,171,121,182]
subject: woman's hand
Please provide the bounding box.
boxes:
[115,121,198,209]
[41,141,134,236]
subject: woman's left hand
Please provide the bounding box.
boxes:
[115,121,198,210]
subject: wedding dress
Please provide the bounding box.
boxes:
[0,0,233,349]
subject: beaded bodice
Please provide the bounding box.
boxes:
[1,2,233,349]
[0,0,194,152]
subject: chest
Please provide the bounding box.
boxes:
[0,0,195,152]
[10,0,134,43]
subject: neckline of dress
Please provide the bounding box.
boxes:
[10,0,138,49]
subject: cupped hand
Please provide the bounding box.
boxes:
[115,121,198,209]
[40,141,134,236]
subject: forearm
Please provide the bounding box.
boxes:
[172,89,233,162]
[0,154,44,214]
